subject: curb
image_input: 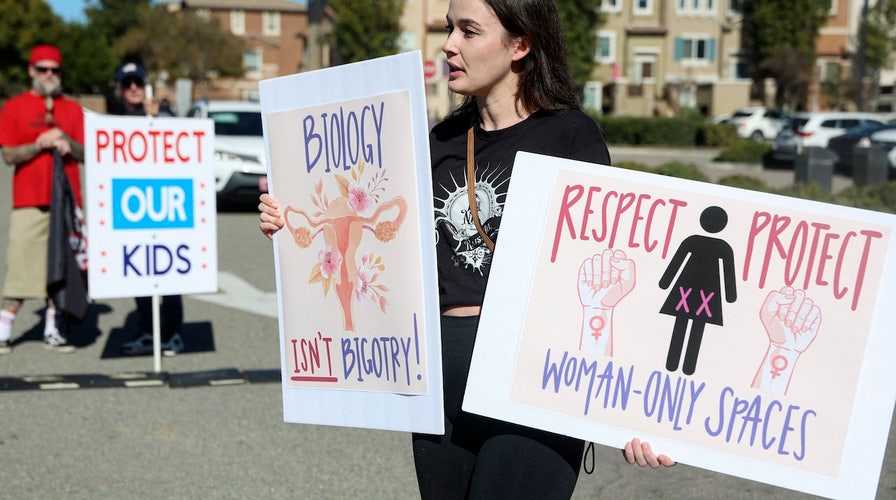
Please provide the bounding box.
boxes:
[0,368,281,391]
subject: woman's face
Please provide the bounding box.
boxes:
[443,0,529,102]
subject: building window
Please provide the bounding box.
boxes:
[728,0,743,13]
[595,31,615,64]
[633,56,656,84]
[601,0,621,13]
[196,8,210,21]
[244,48,262,74]
[677,0,716,14]
[634,0,653,15]
[675,36,716,62]
[263,11,280,36]
[231,10,245,35]
[823,61,841,81]
[732,59,749,79]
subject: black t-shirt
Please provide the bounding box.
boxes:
[430,108,611,309]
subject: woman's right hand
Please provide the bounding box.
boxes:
[259,193,284,241]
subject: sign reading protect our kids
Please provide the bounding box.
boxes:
[259,51,442,433]
[84,115,218,299]
[464,153,896,499]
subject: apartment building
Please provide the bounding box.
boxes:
[589,0,750,117]
[173,0,308,101]
[590,0,896,117]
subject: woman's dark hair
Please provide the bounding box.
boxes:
[452,0,580,118]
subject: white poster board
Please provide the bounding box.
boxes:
[259,51,443,433]
[465,152,896,499]
[84,115,218,299]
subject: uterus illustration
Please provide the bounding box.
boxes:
[283,167,406,332]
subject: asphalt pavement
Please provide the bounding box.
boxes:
[0,150,893,499]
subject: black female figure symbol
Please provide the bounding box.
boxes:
[658,206,737,375]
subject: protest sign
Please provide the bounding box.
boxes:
[84,115,218,299]
[259,51,442,433]
[465,152,896,499]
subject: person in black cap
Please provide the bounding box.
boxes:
[114,62,172,117]
[112,62,183,356]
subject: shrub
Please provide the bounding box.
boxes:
[652,161,709,182]
[594,115,698,146]
[773,182,836,204]
[715,140,772,164]
[832,182,896,214]
[716,174,768,192]
[699,122,739,147]
[612,161,652,173]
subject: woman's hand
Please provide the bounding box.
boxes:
[623,438,675,469]
[259,193,284,241]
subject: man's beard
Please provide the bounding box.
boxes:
[32,76,62,97]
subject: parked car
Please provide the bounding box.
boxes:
[772,112,889,163]
[186,100,267,205]
[825,122,896,174]
[728,106,787,141]
[868,128,896,178]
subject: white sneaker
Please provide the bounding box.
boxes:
[121,333,153,356]
[0,339,11,355]
[44,330,75,353]
[162,333,184,357]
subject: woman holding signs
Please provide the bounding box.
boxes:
[260,0,674,497]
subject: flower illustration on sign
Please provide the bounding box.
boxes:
[284,161,407,332]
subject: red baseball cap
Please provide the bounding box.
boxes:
[29,44,62,65]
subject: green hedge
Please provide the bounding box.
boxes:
[589,112,738,148]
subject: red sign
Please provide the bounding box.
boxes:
[423,59,437,81]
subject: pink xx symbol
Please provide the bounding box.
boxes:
[675,287,691,313]
[695,290,715,318]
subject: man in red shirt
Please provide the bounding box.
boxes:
[0,44,85,353]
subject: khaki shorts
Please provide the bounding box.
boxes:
[3,207,50,299]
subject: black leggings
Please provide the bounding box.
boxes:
[412,315,584,499]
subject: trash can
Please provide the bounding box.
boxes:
[794,146,835,193]
[851,143,888,187]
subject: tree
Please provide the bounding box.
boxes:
[742,0,831,110]
[556,0,602,87]
[855,0,896,110]
[84,0,153,46]
[115,6,246,83]
[328,0,404,64]
[58,23,118,95]
[0,0,67,97]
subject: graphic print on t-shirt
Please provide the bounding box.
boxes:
[434,163,508,275]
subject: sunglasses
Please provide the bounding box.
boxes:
[33,65,62,75]
[121,76,146,88]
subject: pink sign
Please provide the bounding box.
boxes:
[267,91,429,395]
[465,152,896,499]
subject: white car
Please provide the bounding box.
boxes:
[728,106,787,141]
[187,100,267,205]
[869,128,896,177]
[772,111,889,162]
